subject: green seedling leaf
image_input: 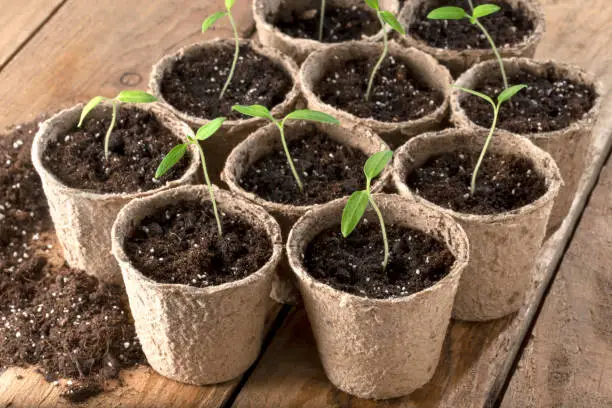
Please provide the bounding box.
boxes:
[155,144,187,179]
[453,85,496,106]
[472,4,501,19]
[427,6,466,20]
[232,104,274,120]
[195,117,227,141]
[364,150,393,181]
[380,11,406,35]
[497,84,527,104]
[116,90,157,104]
[202,11,227,32]
[225,0,236,9]
[283,109,340,125]
[364,0,380,11]
[341,190,369,237]
[78,96,104,127]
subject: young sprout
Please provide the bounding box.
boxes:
[79,90,157,161]
[231,105,339,191]
[341,150,393,270]
[202,0,239,100]
[454,84,526,194]
[364,0,406,102]
[319,0,326,42]
[155,117,226,236]
[427,3,509,89]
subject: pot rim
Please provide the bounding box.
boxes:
[148,38,301,129]
[398,0,546,60]
[299,40,452,130]
[31,102,200,202]
[221,121,391,214]
[392,127,563,223]
[252,0,400,49]
[286,193,470,305]
[450,57,605,139]
[111,185,284,295]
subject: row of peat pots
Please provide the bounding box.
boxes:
[28,0,602,401]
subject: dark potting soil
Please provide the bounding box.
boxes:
[124,200,272,287]
[406,150,547,214]
[461,70,596,133]
[239,128,368,206]
[314,54,444,122]
[0,120,144,402]
[409,0,535,50]
[272,5,379,43]
[42,107,191,194]
[305,221,455,299]
[160,44,293,121]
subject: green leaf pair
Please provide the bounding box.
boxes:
[78,90,157,128]
[427,4,500,23]
[364,0,406,35]
[341,150,392,237]
[453,84,527,107]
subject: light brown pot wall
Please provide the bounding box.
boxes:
[393,128,562,321]
[149,38,301,134]
[254,0,399,64]
[221,122,389,304]
[451,58,603,233]
[398,0,545,77]
[300,41,452,148]
[31,103,200,285]
[111,186,283,385]
[286,194,469,399]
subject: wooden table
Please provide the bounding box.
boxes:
[0,1,610,407]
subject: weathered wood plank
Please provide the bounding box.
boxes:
[0,1,272,407]
[0,0,254,130]
[233,0,612,406]
[500,162,612,408]
[0,0,65,69]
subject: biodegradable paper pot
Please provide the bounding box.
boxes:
[149,38,301,134]
[451,58,603,233]
[286,194,469,399]
[398,0,545,77]
[393,128,562,321]
[254,0,400,64]
[300,41,452,147]
[31,103,200,285]
[111,185,283,385]
[221,122,390,304]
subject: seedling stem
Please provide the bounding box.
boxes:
[79,90,158,161]
[364,0,406,102]
[341,150,393,270]
[232,105,340,192]
[155,117,227,236]
[427,3,509,89]
[319,0,326,41]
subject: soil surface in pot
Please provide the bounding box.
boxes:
[314,54,444,122]
[239,128,369,206]
[124,200,272,287]
[305,221,455,298]
[461,70,596,133]
[409,0,534,50]
[0,120,144,402]
[272,5,379,43]
[406,150,547,214]
[161,44,293,121]
[42,107,190,194]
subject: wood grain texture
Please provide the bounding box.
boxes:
[0,0,65,69]
[233,0,612,406]
[500,163,612,408]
